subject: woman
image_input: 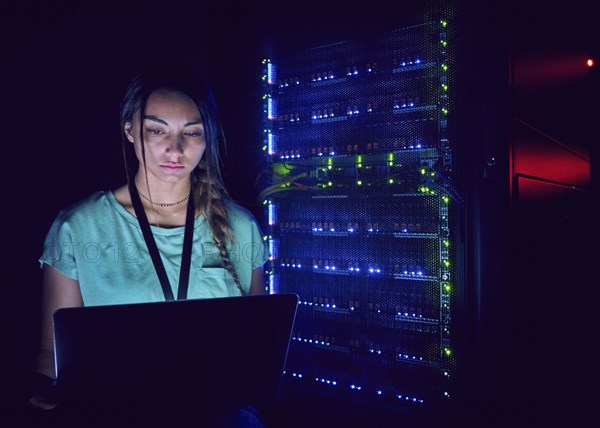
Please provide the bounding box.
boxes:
[29,62,269,427]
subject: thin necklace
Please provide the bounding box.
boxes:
[137,188,190,208]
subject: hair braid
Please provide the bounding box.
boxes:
[194,161,245,296]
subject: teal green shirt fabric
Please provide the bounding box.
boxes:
[39,191,269,306]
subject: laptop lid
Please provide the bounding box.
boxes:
[53,293,298,409]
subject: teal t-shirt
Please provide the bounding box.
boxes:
[39,191,269,306]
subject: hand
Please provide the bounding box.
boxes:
[27,373,59,411]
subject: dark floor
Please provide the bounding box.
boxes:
[7,372,461,428]
[6,369,596,428]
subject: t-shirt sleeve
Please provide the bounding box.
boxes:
[227,203,271,271]
[38,210,79,280]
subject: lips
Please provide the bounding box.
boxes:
[160,163,185,172]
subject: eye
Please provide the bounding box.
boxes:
[148,128,164,135]
[185,130,203,137]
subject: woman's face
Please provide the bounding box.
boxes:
[124,89,206,185]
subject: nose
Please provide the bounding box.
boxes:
[165,135,185,154]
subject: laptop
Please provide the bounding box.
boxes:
[53,292,299,410]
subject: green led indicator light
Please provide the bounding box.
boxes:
[357,180,363,186]
[441,64,448,72]
[389,179,394,184]
[444,348,452,357]
[443,259,450,268]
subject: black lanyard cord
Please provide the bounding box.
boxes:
[130,183,196,301]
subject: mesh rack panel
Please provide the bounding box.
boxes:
[259,15,459,415]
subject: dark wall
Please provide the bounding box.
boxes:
[459,1,598,426]
[506,2,597,426]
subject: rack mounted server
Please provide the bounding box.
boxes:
[260,17,460,414]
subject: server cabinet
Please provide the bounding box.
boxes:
[259,12,462,418]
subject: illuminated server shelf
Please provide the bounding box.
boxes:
[260,19,457,413]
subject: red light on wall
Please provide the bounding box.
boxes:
[587,58,594,68]
[515,53,593,87]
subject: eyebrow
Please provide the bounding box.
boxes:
[143,115,203,127]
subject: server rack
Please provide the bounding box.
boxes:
[259,14,461,416]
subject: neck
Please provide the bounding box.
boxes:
[138,189,189,210]
[133,174,192,208]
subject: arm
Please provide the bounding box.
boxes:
[248,266,266,296]
[29,264,83,410]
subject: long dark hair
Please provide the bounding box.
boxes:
[119,62,244,294]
